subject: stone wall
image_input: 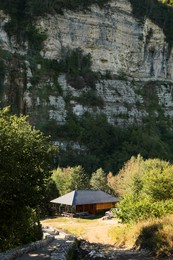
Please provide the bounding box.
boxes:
[0,227,76,260]
[0,237,54,260]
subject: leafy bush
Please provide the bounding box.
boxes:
[115,157,173,223]
[0,206,42,252]
[58,48,98,89]
[76,90,104,107]
[26,25,47,53]
[135,216,173,257]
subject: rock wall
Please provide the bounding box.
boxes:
[38,0,173,81]
[0,0,173,128]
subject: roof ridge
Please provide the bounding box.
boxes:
[71,190,76,205]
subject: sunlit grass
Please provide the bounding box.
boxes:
[75,218,97,224]
[108,214,173,256]
[61,226,85,236]
[108,223,140,248]
[42,216,69,224]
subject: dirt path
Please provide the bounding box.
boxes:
[41,217,120,245]
[40,217,173,259]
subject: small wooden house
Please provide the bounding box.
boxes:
[50,190,119,215]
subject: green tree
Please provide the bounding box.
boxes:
[142,159,173,201]
[0,107,57,251]
[52,165,89,196]
[69,165,90,191]
[52,167,72,196]
[111,155,144,198]
[90,168,110,193]
[116,156,173,223]
[40,178,59,216]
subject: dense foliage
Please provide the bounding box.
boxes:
[0,0,107,16]
[52,165,90,196]
[160,0,173,5]
[0,107,57,251]
[115,156,173,223]
[90,168,110,193]
[129,0,173,46]
[56,111,173,174]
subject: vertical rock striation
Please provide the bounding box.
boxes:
[0,0,173,127]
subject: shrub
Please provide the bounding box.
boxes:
[135,216,173,257]
[109,215,173,257]
[76,90,104,108]
[115,157,173,223]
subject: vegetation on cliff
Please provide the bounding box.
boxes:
[129,0,173,46]
[57,110,173,174]
[0,0,108,17]
[1,0,173,255]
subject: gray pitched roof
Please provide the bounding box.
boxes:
[50,190,119,205]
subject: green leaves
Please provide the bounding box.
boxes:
[0,107,57,251]
[90,168,110,193]
[116,156,173,223]
[52,165,89,195]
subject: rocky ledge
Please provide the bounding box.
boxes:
[0,226,75,260]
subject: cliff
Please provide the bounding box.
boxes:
[0,0,173,172]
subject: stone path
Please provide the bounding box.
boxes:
[15,235,63,260]
[19,229,74,260]
[6,226,75,260]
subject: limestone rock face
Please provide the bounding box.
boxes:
[0,1,173,127]
[38,0,173,81]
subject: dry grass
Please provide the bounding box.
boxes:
[41,216,121,244]
[109,215,173,256]
[108,225,136,248]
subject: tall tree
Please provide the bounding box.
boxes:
[90,168,110,193]
[52,165,90,195]
[0,107,57,251]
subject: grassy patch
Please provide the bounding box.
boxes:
[42,216,69,223]
[136,215,173,257]
[108,223,141,248]
[109,215,173,257]
[62,226,85,237]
